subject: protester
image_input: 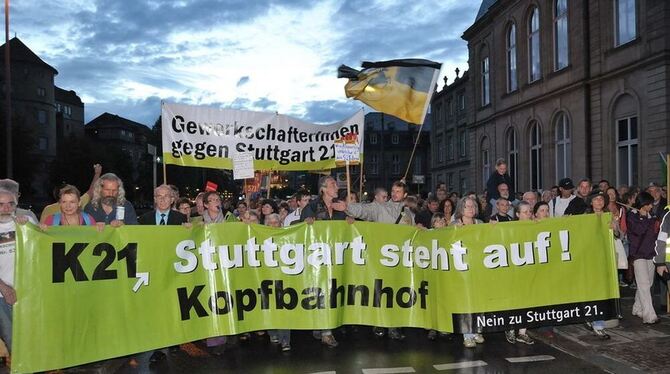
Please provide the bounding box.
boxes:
[486,158,514,206]
[504,201,535,345]
[415,197,439,228]
[259,199,278,226]
[40,164,102,223]
[176,198,193,222]
[627,192,660,325]
[0,188,36,355]
[541,190,553,203]
[490,197,513,222]
[83,173,138,225]
[549,178,577,217]
[564,179,592,215]
[283,190,309,227]
[138,185,187,362]
[300,176,347,348]
[647,183,668,219]
[265,213,292,352]
[534,201,550,220]
[439,198,455,224]
[435,188,447,203]
[454,196,484,347]
[0,180,38,223]
[522,191,538,208]
[374,187,388,204]
[41,185,96,227]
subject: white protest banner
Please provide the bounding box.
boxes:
[161,102,364,170]
[233,152,255,180]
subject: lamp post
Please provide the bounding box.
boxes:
[4,0,11,177]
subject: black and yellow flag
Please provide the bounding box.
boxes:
[338,59,441,124]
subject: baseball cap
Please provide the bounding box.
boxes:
[558,178,575,190]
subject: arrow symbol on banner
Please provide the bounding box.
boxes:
[133,272,149,292]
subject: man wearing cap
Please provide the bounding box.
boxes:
[564,179,592,216]
[549,178,577,217]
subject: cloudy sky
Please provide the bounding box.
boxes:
[12,0,480,126]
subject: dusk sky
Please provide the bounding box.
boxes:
[11,0,480,126]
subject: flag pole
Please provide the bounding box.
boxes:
[345,161,351,201]
[402,122,424,183]
[266,170,272,199]
[162,161,167,185]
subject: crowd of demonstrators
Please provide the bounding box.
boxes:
[1,158,670,367]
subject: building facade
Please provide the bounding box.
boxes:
[55,87,85,142]
[363,112,431,197]
[430,70,472,194]
[460,0,669,193]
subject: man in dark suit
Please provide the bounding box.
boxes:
[140,184,187,364]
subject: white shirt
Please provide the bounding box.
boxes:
[0,216,37,293]
[550,195,576,217]
[283,209,301,227]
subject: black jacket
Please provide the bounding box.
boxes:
[138,210,187,225]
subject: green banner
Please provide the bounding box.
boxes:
[13,214,618,373]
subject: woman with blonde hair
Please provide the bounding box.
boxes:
[42,185,96,227]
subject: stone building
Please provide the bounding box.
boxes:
[364,112,431,197]
[459,0,669,192]
[430,70,472,194]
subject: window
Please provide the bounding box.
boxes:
[616,116,638,186]
[448,100,453,116]
[56,103,62,112]
[459,170,467,194]
[391,134,399,144]
[37,87,46,97]
[38,109,47,125]
[414,155,422,175]
[459,93,465,110]
[437,135,445,163]
[447,135,454,160]
[459,130,467,157]
[370,154,379,175]
[392,154,400,175]
[555,112,571,181]
[481,56,490,106]
[615,0,636,46]
[38,137,48,151]
[481,136,490,189]
[529,121,543,190]
[370,133,378,144]
[507,24,518,92]
[434,104,442,125]
[448,173,455,192]
[554,0,568,70]
[529,7,541,82]
[506,128,519,192]
[65,105,72,116]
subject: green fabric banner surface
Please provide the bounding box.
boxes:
[13,214,618,373]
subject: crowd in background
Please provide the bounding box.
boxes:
[0,159,669,367]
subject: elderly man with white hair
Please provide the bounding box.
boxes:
[0,187,37,355]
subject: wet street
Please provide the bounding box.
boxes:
[115,327,604,374]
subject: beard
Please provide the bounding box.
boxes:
[0,212,14,223]
[101,196,117,206]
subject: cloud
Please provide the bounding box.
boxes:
[236,76,250,87]
[12,0,479,126]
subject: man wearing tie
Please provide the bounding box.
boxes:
[138,184,187,363]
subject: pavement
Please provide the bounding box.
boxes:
[1,285,669,373]
[532,284,670,374]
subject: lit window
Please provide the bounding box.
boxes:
[529,7,541,82]
[615,0,637,46]
[554,0,569,70]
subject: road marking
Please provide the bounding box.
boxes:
[434,360,488,370]
[361,367,416,374]
[505,355,555,363]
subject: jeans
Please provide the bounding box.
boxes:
[0,298,12,352]
[270,329,290,344]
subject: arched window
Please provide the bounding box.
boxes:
[506,127,519,192]
[529,121,543,190]
[614,94,639,186]
[528,7,541,82]
[554,112,571,180]
[481,136,490,189]
[507,24,518,92]
[554,0,568,70]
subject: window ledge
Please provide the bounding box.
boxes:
[548,65,571,78]
[608,36,641,56]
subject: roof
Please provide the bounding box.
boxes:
[364,112,431,132]
[0,37,58,75]
[55,87,83,106]
[86,112,151,134]
[475,0,497,22]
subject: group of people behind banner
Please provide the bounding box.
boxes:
[0,159,669,368]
